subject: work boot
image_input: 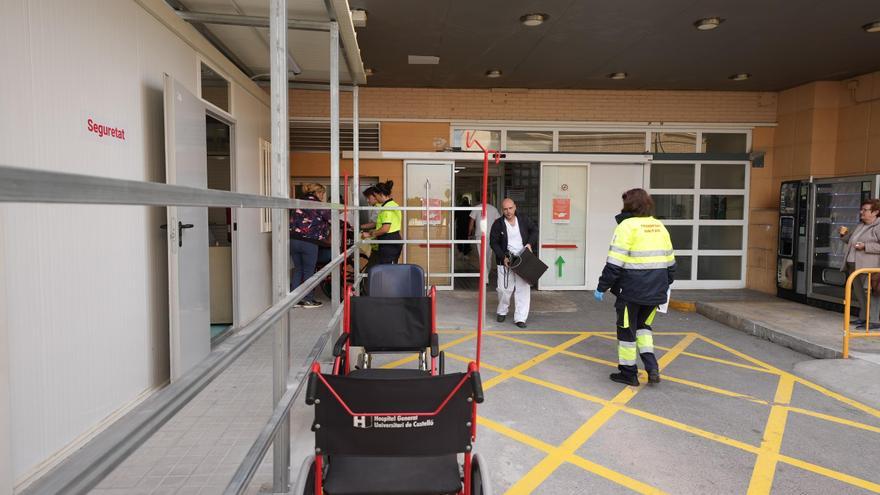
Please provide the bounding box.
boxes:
[648,370,661,385]
[609,373,639,386]
[496,314,506,322]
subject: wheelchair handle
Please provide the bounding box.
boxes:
[471,371,484,404]
[305,371,318,405]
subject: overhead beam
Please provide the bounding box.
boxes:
[323,0,367,85]
[177,10,331,32]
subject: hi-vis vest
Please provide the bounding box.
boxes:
[377,199,402,234]
[607,217,674,270]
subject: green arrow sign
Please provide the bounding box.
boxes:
[555,256,565,277]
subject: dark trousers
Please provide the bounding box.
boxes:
[615,301,659,378]
[291,239,318,301]
[376,232,402,265]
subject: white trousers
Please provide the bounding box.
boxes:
[497,265,530,323]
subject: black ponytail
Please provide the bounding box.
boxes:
[375,180,394,196]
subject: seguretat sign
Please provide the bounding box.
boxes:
[87,118,126,140]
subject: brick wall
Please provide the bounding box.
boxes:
[291,87,778,123]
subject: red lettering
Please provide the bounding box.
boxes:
[87,118,94,132]
[87,117,126,141]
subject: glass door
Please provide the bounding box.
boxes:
[809,176,877,303]
[405,161,454,288]
[539,163,588,289]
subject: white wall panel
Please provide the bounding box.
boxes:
[0,0,270,486]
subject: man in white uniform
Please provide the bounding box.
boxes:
[489,198,538,327]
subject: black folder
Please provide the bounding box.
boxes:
[512,248,548,285]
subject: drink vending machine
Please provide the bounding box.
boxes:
[777,175,880,308]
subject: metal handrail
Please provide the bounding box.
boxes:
[842,267,880,358]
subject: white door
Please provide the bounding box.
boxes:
[539,164,588,289]
[585,163,645,289]
[164,75,210,381]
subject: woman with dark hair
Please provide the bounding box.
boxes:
[594,188,675,387]
[290,183,330,308]
[839,198,880,328]
[361,180,402,264]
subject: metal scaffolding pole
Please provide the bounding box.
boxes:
[352,85,360,293]
[268,0,290,491]
[330,22,341,320]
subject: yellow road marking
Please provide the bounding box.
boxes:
[379,333,475,369]
[591,333,776,374]
[479,416,668,494]
[482,334,591,391]
[778,454,880,492]
[465,337,880,494]
[786,406,880,434]
[747,375,795,494]
[699,335,880,420]
[504,334,697,494]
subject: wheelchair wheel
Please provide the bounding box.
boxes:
[471,453,493,495]
[293,455,316,495]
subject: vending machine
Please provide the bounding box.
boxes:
[777,175,880,308]
[806,175,880,306]
[776,180,810,301]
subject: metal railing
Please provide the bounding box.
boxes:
[843,268,880,358]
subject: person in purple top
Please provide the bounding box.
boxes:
[290,183,331,308]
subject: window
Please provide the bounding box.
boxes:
[701,133,748,153]
[651,132,696,153]
[259,139,272,233]
[200,63,230,112]
[506,131,552,151]
[558,132,646,152]
[648,161,748,286]
[453,130,501,151]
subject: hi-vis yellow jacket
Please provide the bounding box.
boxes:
[597,216,676,305]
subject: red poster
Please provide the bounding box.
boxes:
[420,198,443,224]
[552,198,571,223]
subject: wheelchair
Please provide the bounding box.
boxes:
[294,361,491,495]
[333,264,444,376]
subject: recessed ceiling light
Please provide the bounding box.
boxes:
[520,13,548,27]
[607,72,628,80]
[485,69,502,78]
[408,55,440,65]
[729,73,751,81]
[364,68,374,76]
[863,21,880,33]
[694,17,723,30]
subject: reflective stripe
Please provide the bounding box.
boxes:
[618,260,675,269]
[645,308,658,326]
[636,329,654,354]
[618,340,637,365]
[623,307,630,328]
[609,246,673,257]
[606,256,625,267]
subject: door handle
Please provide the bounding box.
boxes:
[161,222,195,247]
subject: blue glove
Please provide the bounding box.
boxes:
[593,290,604,302]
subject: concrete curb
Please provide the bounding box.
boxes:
[695,302,843,359]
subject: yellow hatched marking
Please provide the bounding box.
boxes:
[444,352,507,374]
[777,454,880,492]
[698,335,880,419]
[485,330,587,335]
[591,333,775,374]
[480,416,667,494]
[747,375,795,495]
[379,333,475,369]
[482,334,591,391]
[786,407,880,435]
[512,366,761,455]
[504,334,697,495]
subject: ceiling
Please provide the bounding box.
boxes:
[347,0,880,91]
[170,0,362,83]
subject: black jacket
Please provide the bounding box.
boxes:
[489,214,539,265]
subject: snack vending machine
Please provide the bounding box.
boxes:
[776,180,810,301]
